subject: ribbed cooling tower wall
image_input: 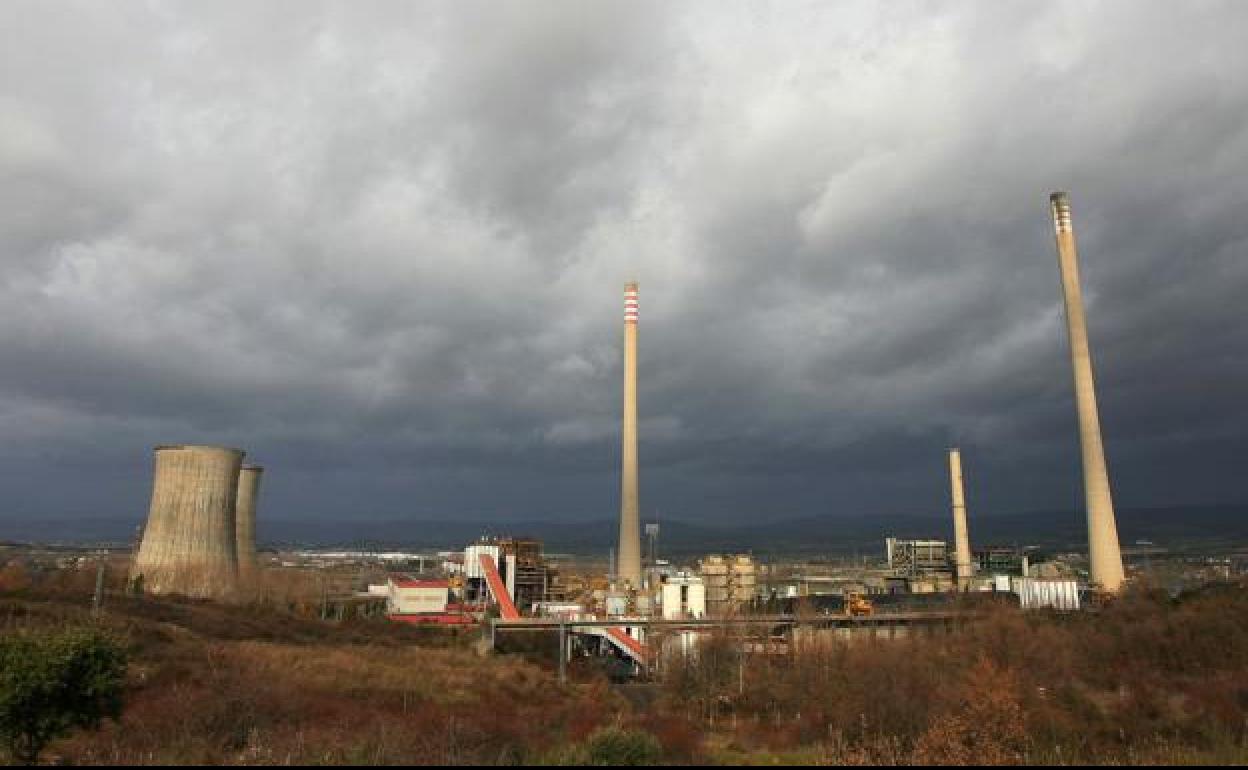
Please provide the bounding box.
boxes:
[132,445,244,599]
[235,465,263,578]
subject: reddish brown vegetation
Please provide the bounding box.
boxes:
[663,581,1248,764]
[4,565,1248,765]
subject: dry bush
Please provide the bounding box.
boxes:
[10,576,1248,765]
[663,582,1248,765]
[911,658,1028,765]
[0,562,33,593]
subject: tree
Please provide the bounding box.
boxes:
[0,628,127,765]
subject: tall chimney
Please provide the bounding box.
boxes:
[235,465,263,578]
[948,448,973,589]
[132,445,244,599]
[618,282,642,589]
[1050,192,1125,594]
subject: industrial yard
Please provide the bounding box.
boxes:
[79,195,1196,682]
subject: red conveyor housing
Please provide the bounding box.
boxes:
[477,553,520,620]
[479,552,648,663]
[604,626,648,662]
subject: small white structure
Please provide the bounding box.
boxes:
[534,602,584,619]
[463,544,501,580]
[386,578,449,615]
[1013,577,1080,611]
[605,592,629,617]
[661,574,706,620]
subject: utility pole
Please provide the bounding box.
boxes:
[558,622,567,685]
[91,560,105,618]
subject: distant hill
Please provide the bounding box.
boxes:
[4,504,1246,556]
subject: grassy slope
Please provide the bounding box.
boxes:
[4,578,1248,765]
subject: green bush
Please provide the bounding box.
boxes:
[584,726,663,766]
[0,627,127,765]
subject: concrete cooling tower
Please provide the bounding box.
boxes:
[132,445,244,599]
[234,465,263,578]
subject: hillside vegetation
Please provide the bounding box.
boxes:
[2,567,1248,765]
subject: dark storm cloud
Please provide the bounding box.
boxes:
[1,1,1246,527]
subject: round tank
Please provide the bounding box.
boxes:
[234,465,263,578]
[132,445,244,599]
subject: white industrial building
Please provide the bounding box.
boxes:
[385,578,450,615]
[1012,577,1081,611]
[661,573,706,620]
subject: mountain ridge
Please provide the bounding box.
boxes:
[4,504,1245,555]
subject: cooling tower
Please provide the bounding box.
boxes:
[618,282,642,590]
[1050,192,1126,594]
[132,445,244,599]
[235,465,263,578]
[948,448,973,589]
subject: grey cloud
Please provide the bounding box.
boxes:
[1,1,1245,529]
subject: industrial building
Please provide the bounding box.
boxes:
[973,545,1029,577]
[1014,577,1081,610]
[885,538,949,577]
[699,554,756,616]
[659,573,706,620]
[462,537,557,614]
[386,577,450,615]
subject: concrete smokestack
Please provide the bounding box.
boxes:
[948,448,973,589]
[132,445,244,599]
[235,465,263,578]
[618,282,642,589]
[1050,192,1126,594]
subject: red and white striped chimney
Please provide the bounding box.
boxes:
[618,282,642,589]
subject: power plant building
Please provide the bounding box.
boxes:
[386,578,450,615]
[1050,192,1126,594]
[974,546,1030,577]
[699,554,756,616]
[660,574,706,620]
[462,537,554,614]
[131,444,244,599]
[886,538,949,577]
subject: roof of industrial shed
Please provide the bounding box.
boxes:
[392,579,450,589]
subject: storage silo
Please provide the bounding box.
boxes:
[235,465,263,578]
[131,444,244,599]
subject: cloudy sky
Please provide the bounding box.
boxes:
[2,1,1246,530]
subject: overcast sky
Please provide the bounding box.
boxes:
[2,1,1246,529]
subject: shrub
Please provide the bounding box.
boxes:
[0,627,127,765]
[584,725,663,766]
